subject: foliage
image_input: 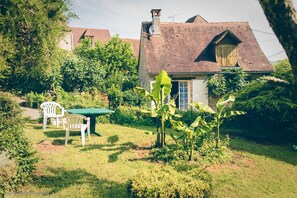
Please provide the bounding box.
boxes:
[62,36,139,108]
[137,70,176,148]
[128,166,212,198]
[107,85,123,110]
[176,109,200,126]
[273,59,294,83]
[25,92,53,108]
[150,146,189,162]
[24,90,108,109]
[197,135,232,164]
[122,89,149,107]
[170,114,211,161]
[207,68,249,97]
[0,0,74,93]
[110,106,154,126]
[60,55,105,92]
[0,93,37,194]
[231,77,297,141]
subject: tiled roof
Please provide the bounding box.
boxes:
[71,27,111,47]
[141,18,273,75]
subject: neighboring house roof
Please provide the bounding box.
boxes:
[141,18,273,75]
[121,38,140,57]
[71,27,111,48]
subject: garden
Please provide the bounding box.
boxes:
[1,1,297,197]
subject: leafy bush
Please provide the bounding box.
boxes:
[273,59,294,82]
[24,90,108,110]
[61,56,105,92]
[150,146,189,162]
[110,106,154,126]
[128,166,212,198]
[197,135,232,164]
[122,89,148,107]
[58,90,107,109]
[207,68,249,97]
[107,85,123,110]
[24,92,53,108]
[0,93,37,194]
[230,78,297,143]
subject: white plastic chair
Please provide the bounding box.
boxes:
[40,102,65,131]
[64,114,90,147]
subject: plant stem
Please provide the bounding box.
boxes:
[216,118,220,148]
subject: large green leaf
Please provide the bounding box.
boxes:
[216,94,235,113]
[170,118,188,132]
[222,110,246,118]
[190,102,215,114]
[150,70,172,102]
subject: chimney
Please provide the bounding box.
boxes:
[150,9,161,36]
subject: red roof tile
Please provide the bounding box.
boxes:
[71,27,111,47]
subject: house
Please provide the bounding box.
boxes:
[59,27,140,57]
[138,9,273,109]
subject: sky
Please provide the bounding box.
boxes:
[69,0,297,62]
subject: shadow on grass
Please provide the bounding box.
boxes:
[80,137,138,163]
[230,137,297,166]
[44,130,81,138]
[33,167,128,197]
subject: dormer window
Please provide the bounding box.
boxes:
[212,30,242,67]
[216,45,237,66]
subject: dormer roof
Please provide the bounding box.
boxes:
[212,30,242,45]
[83,29,94,37]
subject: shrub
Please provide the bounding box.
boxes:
[24,92,52,108]
[230,78,297,143]
[122,89,148,107]
[197,135,232,164]
[107,85,123,110]
[150,146,189,162]
[60,56,105,92]
[0,93,37,194]
[128,166,212,198]
[110,106,154,126]
[207,68,249,97]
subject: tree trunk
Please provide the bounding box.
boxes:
[259,0,297,84]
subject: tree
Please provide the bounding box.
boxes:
[259,0,297,84]
[0,0,74,93]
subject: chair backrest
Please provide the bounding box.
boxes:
[40,102,64,116]
[65,114,88,130]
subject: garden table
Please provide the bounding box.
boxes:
[66,108,114,136]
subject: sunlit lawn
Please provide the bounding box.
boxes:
[14,122,297,197]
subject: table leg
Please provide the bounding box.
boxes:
[89,115,101,136]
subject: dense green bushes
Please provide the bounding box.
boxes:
[110,106,154,126]
[207,68,249,97]
[0,93,37,194]
[229,78,297,142]
[128,166,212,198]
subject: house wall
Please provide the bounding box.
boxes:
[138,30,151,90]
[59,32,73,51]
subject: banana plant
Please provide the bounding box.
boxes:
[136,70,175,147]
[191,94,246,147]
[170,116,211,161]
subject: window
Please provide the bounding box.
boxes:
[216,45,237,66]
[179,82,188,110]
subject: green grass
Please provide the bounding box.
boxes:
[13,123,297,197]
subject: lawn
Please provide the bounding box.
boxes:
[12,122,297,197]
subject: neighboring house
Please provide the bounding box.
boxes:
[138,9,273,109]
[59,27,139,56]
